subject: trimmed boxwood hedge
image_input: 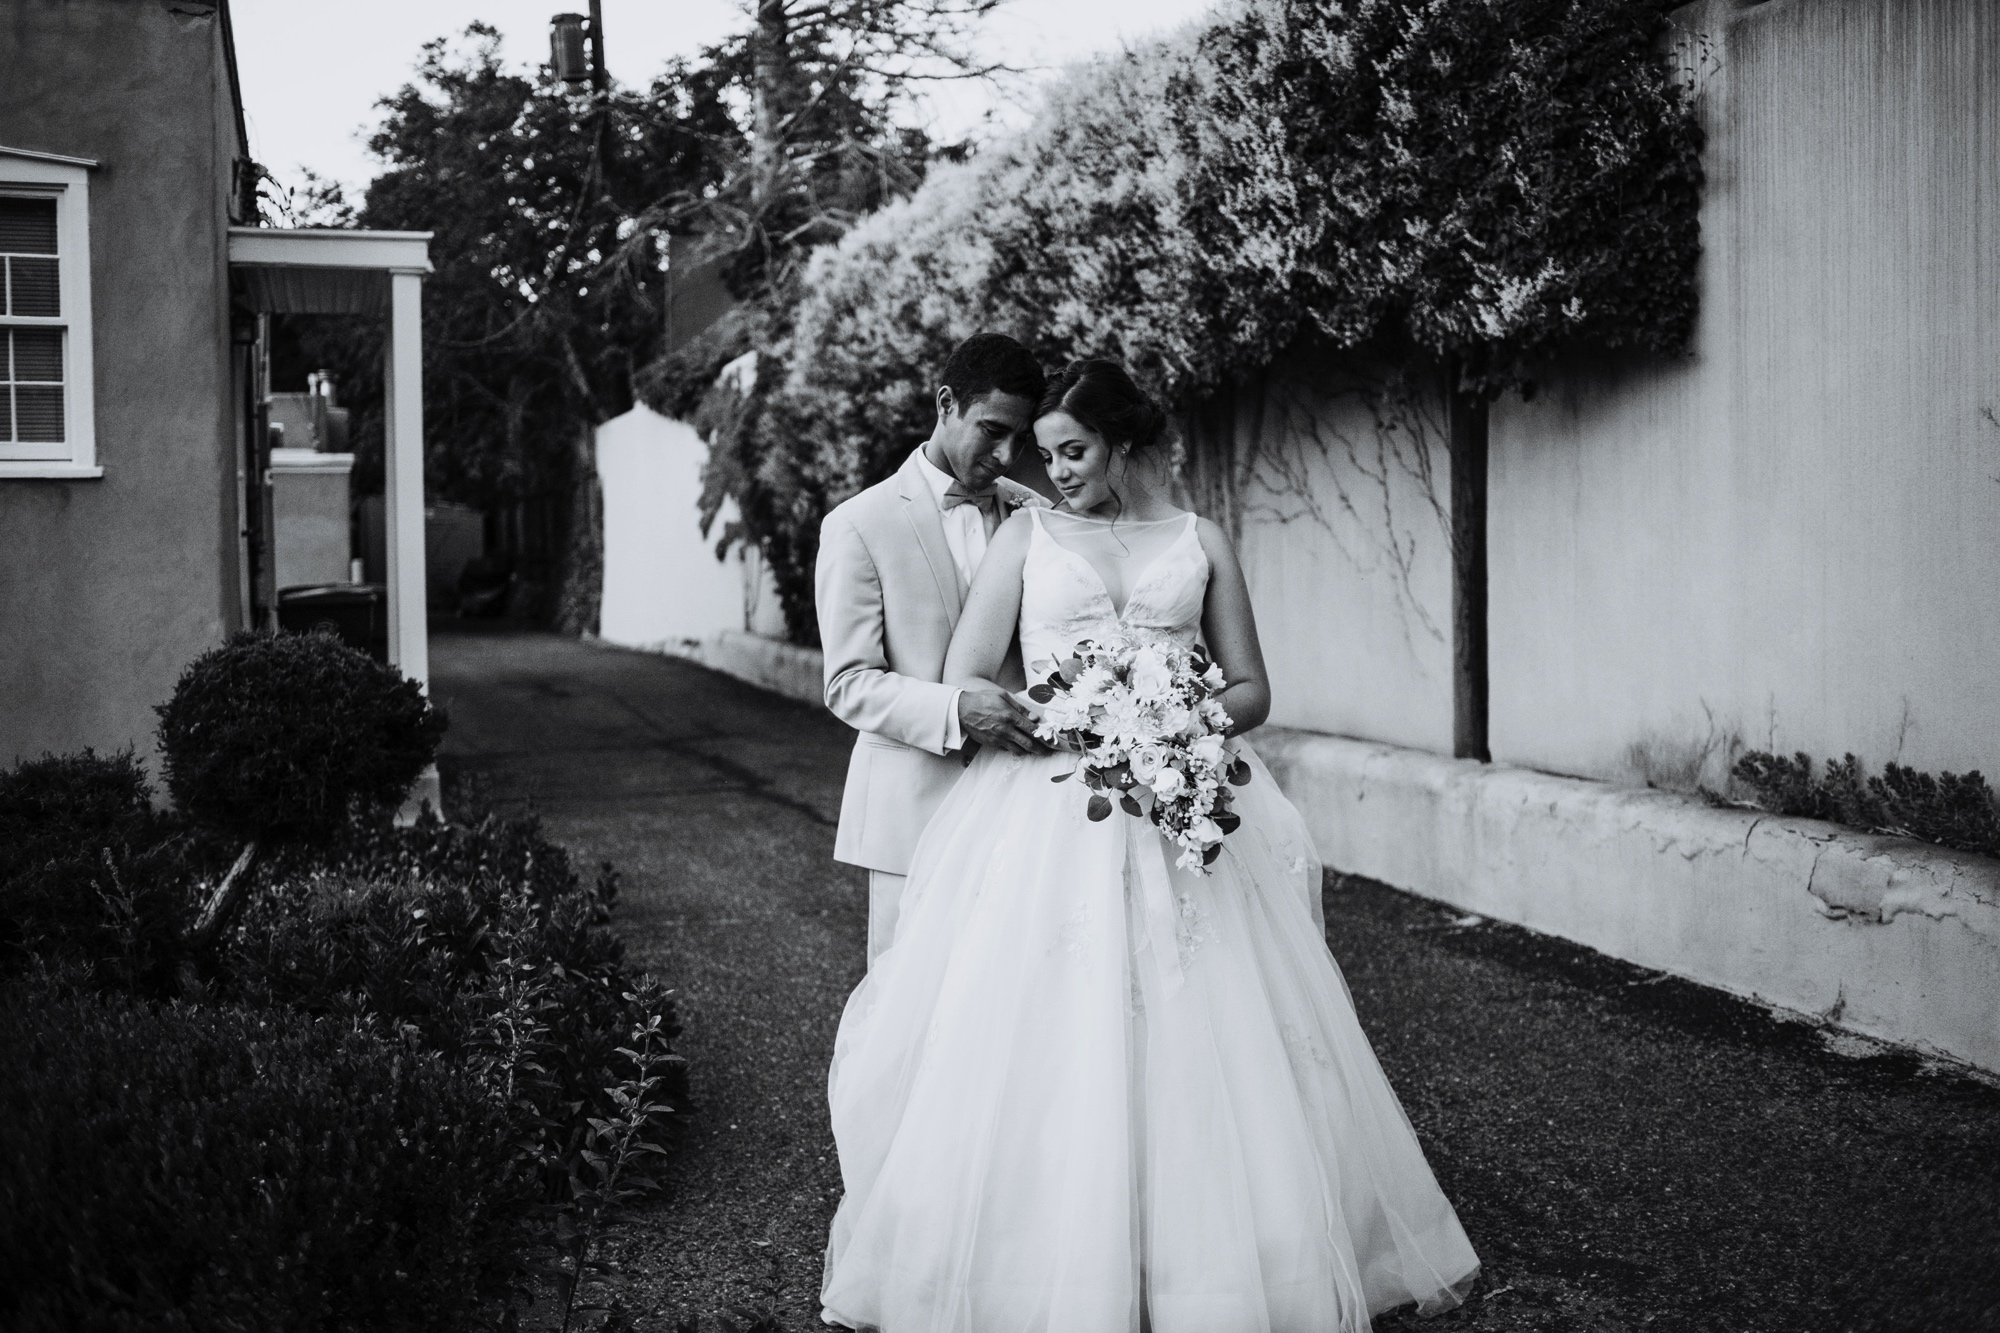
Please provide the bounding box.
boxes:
[155,630,448,840]
[0,632,687,1328]
[0,983,536,1333]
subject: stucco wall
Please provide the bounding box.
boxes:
[1235,370,1456,753]
[596,404,786,652]
[1487,0,2000,786]
[1237,0,2000,790]
[0,0,243,766]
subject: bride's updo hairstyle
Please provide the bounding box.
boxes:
[1037,358,1169,453]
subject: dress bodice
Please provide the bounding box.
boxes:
[1018,508,1209,669]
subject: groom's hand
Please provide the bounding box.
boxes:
[958,687,1047,756]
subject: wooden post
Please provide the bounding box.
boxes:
[1448,378,1490,763]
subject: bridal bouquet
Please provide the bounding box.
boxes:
[1028,630,1252,873]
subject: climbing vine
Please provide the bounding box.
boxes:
[670,0,1705,643]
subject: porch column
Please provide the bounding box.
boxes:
[383,268,428,688]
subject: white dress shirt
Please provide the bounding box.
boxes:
[916,447,998,753]
[916,447,993,587]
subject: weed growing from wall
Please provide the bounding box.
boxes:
[1732,751,2000,859]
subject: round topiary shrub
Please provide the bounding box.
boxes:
[155,630,447,841]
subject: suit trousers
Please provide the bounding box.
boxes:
[867,870,906,966]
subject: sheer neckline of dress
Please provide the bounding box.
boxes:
[1032,508,1200,619]
[1043,508,1193,526]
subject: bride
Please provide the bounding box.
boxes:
[821,358,1479,1332]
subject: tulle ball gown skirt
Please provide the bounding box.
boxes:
[821,740,1479,1333]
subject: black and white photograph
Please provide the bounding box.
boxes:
[2,0,1997,1329]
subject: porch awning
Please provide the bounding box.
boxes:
[227,227,432,316]
[226,226,436,694]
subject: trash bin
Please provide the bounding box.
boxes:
[277,583,388,664]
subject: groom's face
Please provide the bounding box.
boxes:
[935,387,1036,491]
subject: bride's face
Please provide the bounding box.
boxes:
[1034,411,1118,511]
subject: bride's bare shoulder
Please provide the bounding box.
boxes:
[1192,515,1244,569]
[987,508,1039,554]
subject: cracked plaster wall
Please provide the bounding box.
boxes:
[1259,728,2000,1073]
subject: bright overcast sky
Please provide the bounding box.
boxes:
[233,0,1224,197]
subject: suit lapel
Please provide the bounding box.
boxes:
[897,449,964,626]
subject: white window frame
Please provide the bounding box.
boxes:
[0,148,98,479]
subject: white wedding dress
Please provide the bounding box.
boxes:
[821,508,1479,1333]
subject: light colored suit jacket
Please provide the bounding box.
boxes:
[816,447,1042,874]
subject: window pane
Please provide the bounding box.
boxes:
[8,257,58,316]
[0,198,58,255]
[14,384,62,441]
[12,327,62,382]
[0,386,11,442]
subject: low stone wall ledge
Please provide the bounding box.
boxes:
[1254,727,2000,1074]
[615,629,826,708]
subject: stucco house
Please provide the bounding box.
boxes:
[0,0,434,790]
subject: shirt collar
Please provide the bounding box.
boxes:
[915,446,959,505]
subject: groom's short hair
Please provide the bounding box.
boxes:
[939,333,1045,413]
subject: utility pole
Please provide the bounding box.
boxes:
[586,0,607,94]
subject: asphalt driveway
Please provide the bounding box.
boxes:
[431,625,2000,1333]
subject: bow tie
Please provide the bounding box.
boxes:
[941,483,1002,518]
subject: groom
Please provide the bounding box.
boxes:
[816,332,1054,964]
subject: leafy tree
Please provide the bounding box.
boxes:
[291,26,737,629]
[675,0,1705,652]
[293,12,1002,633]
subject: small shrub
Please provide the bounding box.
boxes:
[1871,763,2000,855]
[220,814,686,1199]
[0,749,213,992]
[1732,751,2000,858]
[0,981,536,1333]
[316,808,621,919]
[155,630,447,841]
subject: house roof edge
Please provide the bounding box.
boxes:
[0,145,102,169]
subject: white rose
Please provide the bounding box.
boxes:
[1189,733,1227,768]
[1190,816,1224,844]
[1151,767,1187,800]
[1201,662,1226,690]
[1130,645,1172,698]
[1129,745,1168,783]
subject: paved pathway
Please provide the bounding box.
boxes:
[432,626,2000,1333]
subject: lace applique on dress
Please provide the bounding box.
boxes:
[1279,1019,1335,1071]
[1174,890,1217,971]
[1053,899,1096,962]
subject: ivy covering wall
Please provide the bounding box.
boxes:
[669,0,1704,644]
